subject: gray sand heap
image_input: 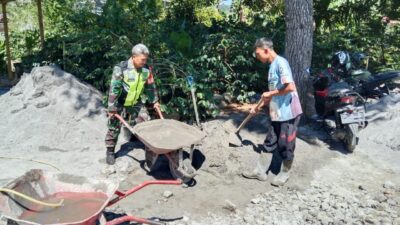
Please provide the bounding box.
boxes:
[199,115,270,175]
[0,66,107,181]
[363,93,400,151]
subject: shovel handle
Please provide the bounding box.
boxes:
[235,113,254,133]
[235,98,265,133]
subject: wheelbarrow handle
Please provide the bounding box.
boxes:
[107,180,182,206]
[154,104,164,120]
[108,113,136,135]
[106,215,166,225]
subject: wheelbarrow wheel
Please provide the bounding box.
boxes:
[168,151,196,183]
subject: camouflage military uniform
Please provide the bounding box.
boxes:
[105,59,158,149]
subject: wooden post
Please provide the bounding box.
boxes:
[36,0,44,49]
[62,41,66,71]
[2,1,13,81]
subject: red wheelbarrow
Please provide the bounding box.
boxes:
[0,169,181,225]
[111,111,206,183]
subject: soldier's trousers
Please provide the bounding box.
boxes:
[105,106,150,149]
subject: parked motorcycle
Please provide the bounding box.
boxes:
[311,69,367,152]
[330,51,400,98]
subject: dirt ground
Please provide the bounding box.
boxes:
[0,67,399,225]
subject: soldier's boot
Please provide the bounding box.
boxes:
[242,151,269,181]
[271,159,293,186]
[106,147,116,165]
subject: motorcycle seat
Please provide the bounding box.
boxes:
[328,82,352,96]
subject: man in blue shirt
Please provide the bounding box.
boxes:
[242,38,303,186]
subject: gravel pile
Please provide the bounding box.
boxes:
[179,181,400,225]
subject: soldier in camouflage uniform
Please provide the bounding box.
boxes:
[105,44,160,165]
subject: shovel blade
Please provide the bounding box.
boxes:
[228,132,242,147]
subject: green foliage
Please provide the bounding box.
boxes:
[189,22,274,102]
[195,6,224,27]
[169,31,192,56]
[313,0,400,72]
[4,0,400,120]
[0,40,6,74]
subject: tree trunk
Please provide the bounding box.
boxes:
[238,0,244,23]
[284,0,315,118]
[2,2,13,82]
[36,0,45,49]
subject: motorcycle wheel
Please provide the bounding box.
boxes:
[344,124,358,152]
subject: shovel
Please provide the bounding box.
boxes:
[187,75,201,129]
[228,98,264,147]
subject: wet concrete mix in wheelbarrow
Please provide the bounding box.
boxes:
[19,192,108,224]
[0,67,399,224]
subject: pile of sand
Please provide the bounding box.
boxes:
[0,66,107,182]
[362,94,400,151]
[199,114,271,175]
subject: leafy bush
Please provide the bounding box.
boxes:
[5,0,400,121]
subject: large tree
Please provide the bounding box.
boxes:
[284,0,315,117]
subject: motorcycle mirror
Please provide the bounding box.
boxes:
[306,67,312,75]
[306,68,318,76]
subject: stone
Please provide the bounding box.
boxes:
[299,205,308,211]
[366,199,379,208]
[101,165,116,175]
[251,198,262,204]
[364,216,375,224]
[383,189,395,196]
[375,204,386,211]
[291,204,300,212]
[321,202,330,211]
[163,191,173,198]
[35,99,51,108]
[317,212,331,225]
[311,182,320,188]
[380,217,392,225]
[115,157,136,174]
[387,199,397,206]
[243,215,254,223]
[309,210,318,217]
[10,88,22,96]
[223,200,237,212]
[323,192,331,199]
[374,193,388,203]
[383,181,395,189]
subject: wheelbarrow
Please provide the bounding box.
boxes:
[110,109,206,183]
[0,169,182,225]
